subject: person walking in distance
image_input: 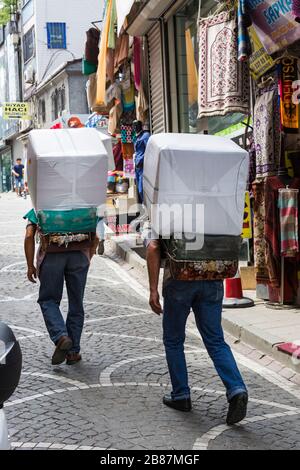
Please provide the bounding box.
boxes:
[146,239,248,425]
[12,158,24,197]
[24,209,100,365]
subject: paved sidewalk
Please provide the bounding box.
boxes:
[1,192,300,450]
[110,235,300,373]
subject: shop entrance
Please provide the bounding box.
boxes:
[0,149,12,193]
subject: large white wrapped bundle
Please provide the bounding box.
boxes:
[143,133,249,237]
[27,128,108,212]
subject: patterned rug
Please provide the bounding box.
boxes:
[198,10,250,119]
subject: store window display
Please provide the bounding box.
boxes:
[175,0,250,135]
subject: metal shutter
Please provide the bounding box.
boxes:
[147,23,166,134]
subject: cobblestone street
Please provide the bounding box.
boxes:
[1,193,300,451]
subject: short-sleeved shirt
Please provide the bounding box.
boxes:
[14,164,24,179]
[23,208,93,275]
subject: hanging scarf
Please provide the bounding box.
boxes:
[237,0,251,61]
[278,58,300,133]
[133,37,141,91]
[96,0,113,106]
[278,188,299,257]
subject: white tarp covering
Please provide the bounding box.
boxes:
[143,133,249,237]
[27,128,108,212]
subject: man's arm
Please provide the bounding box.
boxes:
[90,234,100,259]
[24,224,37,283]
[146,240,163,315]
[12,169,18,177]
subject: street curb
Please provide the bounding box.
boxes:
[108,237,300,374]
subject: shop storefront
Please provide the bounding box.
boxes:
[128,0,300,306]
[0,147,12,192]
[82,0,300,306]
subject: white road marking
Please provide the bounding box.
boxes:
[84,331,200,352]
[22,372,90,388]
[193,410,300,450]
[0,261,26,273]
[6,325,45,341]
[11,442,112,450]
[87,275,122,285]
[99,350,205,386]
[0,293,36,302]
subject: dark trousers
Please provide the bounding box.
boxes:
[163,280,247,401]
[38,251,89,353]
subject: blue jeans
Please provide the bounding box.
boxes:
[135,168,144,204]
[38,251,90,353]
[163,280,247,402]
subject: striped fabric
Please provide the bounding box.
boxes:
[278,188,299,257]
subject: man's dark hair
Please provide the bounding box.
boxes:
[16,158,22,161]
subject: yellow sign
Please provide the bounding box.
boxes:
[2,102,31,120]
[242,191,252,239]
[248,26,274,81]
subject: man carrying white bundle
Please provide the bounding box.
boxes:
[24,209,100,366]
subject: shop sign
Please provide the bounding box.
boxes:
[242,191,252,239]
[248,26,275,80]
[247,0,300,54]
[2,102,31,120]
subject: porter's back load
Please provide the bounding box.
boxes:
[27,128,108,233]
[143,134,249,280]
[143,133,249,237]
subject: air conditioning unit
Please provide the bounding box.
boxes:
[24,67,35,84]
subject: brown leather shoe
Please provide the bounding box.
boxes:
[66,352,82,366]
[52,336,73,365]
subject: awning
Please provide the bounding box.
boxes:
[126,0,183,36]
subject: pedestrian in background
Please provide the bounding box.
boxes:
[146,238,248,425]
[12,158,24,197]
[133,120,150,204]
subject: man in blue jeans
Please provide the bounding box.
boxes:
[24,209,99,365]
[146,240,248,425]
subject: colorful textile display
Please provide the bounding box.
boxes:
[121,81,135,112]
[121,143,134,160]
[85,28,100,65]
[121,125,134,144]
[108,102,122,135]
[252,179,269,284]
[198,9,250,119]
[96,0,113,106]
[185,29,198,105]
[136,85,149,123]
[108,0,117,49]
[292,0,300,22]
[113,141,124,171]
[133,37,141,91]
[253,85,281,177]
[278,58,300,133]
[87,73,109,114]
[264,176,300,299]
[114,34,129,71]
[278,188,299,257]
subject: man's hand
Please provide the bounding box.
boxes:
[27,266,37,283]
[149,290,163,315]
